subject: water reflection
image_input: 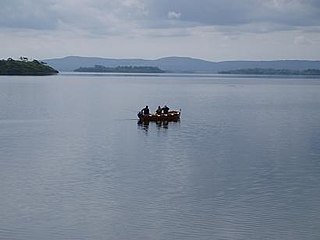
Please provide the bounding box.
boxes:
[137,120,150,133]
[137,120,180,133]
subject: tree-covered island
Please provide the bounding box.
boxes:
[0,57,59,75]
[219,68,320,75]
[74,65,165,73]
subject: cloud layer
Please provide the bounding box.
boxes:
[1,0,320,33]
[0,0,319,60]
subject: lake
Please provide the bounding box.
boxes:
[0,73,320,240]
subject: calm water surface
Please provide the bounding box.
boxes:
[0,74,320,240]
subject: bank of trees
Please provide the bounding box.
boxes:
[0,58,58,75]
[74,65,165,73]
[219,68,320,75]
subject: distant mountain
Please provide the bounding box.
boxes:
[43,56,320,73]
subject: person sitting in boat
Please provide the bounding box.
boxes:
[156,106,162,115]
[141,105,150,115]
[162,105,169,114]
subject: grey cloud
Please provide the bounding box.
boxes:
[143,0,253,26]
[142,0,320,30]
[0,0,319,35]
[0,0,58,30]
[0,1,137,30]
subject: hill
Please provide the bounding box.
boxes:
[0,58,59,75]
[43,56,320,73]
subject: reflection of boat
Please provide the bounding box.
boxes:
[138,118,179,134]
[137,110,181,122]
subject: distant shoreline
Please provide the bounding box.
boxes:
[43,56,320,73]
[219,68,320,75]
[74,65,165,73]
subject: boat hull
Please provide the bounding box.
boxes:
[138,110,181,122]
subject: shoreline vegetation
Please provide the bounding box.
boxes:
[74,65,165,73]
[219,68,320,75]
[0,58,59,75]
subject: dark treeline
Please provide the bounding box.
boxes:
[0,58,59,75]
[74,65,165,73]
[219,68,320,75]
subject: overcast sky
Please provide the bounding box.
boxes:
[1,0,320,61]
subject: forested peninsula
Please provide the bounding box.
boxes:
[0,58,59,75]
[219,68,320,75]
[74,65,165,73]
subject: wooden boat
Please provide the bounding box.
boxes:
[137,110,181,122]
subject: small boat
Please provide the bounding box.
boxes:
[137,110,181,122]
